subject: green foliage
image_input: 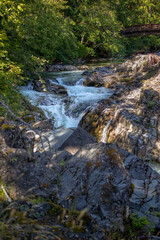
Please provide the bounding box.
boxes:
[0,0,79,113]
[66,0,125,57]
[0,0,160,114]
[112,0,160,54]
[130,213,155,234]
[116,0,160,26]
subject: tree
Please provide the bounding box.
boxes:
[0,0,79,114]
[66,0,125,57]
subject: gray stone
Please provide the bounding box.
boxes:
[58,143,132,231]
[58,127,96,154]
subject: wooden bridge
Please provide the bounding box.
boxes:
[121,24,160,37]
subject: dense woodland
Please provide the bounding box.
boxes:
[0,0,160,110]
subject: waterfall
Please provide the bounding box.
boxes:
[100,118,112,143]
[21,71,113,128]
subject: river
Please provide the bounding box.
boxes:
[21,70,113,128]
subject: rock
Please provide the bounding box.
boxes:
[34,127,97,155]
[83,72,107,87]
[116,54,160,77]
[32,119,54,130]
[48,64,78,72]
[0,124,34,158]
[58,143,160,230]
[80,55,160,163]
[81,86,160,162]
[1,127,159,232]
[95,66,110,73]
[83,68,116,88]
[58,143,132,231]
[123,150,160,229]
[82,70,93,76]
[33,78,47,92]
[0,133,32,164]
[79,102,115,141]
[33,78,67,95]
[77,65,89,70]
[34,127,75,154]
[49,83,67,95]
[107,87,160,162]
[58,127,96,154]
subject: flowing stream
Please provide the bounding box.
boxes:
[20,70,160,174]
[21,71,113,128]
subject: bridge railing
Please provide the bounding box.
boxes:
[121,24,160,37]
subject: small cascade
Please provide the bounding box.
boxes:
[76,77,85,85]
[27,82,34,90]
[147,161,160,174]
[21,71,113,128]
[100,118,112,143]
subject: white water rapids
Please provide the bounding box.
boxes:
[20,70,160,174]
[21,71,113,128]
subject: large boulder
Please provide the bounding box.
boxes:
[58,143,132,231]
[83,71,108,87]
[49,82,67,95]
[58,127,96,154]
[34,127,96,155]
[33,78,67,95]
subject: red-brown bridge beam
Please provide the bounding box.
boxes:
[121,24,160,37]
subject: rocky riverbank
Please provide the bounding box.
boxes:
[80,54,160,162]
[0,54,160,239]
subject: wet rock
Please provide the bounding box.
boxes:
[79,102,115,141]
[81,70,93,76]
[33,78,47,92]
[83,72,107,87]
[33,78,67,95]
[95,66,110,73]
[49,82,67,95]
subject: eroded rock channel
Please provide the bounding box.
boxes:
[0,54,160,239]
